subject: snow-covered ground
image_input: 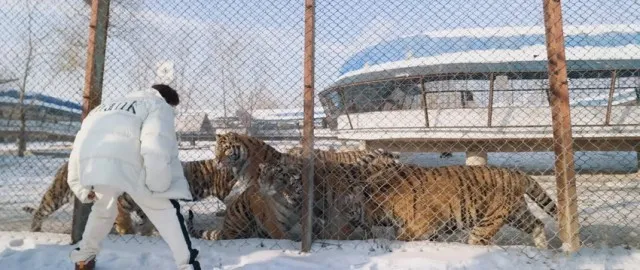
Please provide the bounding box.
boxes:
[1,140,639,268]
[1,231,640,270]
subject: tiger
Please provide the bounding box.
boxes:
[186,162,305,240]
[212,132,401,240]
[341,163,558,249]
[187,159,377,241]
[22,158,236,236]
[286,146,400,165]
[214,132,399,209]
[256,159,377,240]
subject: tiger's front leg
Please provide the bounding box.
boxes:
[393,202,451,242]
[186,210,224,240]
[396,216,444,242]
[467,209,509,246]
[214,189,260,240]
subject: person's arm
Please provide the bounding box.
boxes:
[140,101,178,193]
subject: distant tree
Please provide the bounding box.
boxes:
[14,0,39,157]
[216,37,280,134]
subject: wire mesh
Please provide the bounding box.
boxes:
[311,0,640,258]
[0,0,638,264]
[0,0,89,236]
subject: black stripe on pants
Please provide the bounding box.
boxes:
[170,199,200,270]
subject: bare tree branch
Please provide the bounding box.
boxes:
[16,0,36,157]
[0,78,19,85]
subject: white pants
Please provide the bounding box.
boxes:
[69,186,200,270]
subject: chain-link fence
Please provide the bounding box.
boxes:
[1,0,639,264]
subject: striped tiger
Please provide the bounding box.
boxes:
[214,132,398,208]
[257,159,377,240]
[347,163,558,249]
[286,146,400,165]
[189,157,413,241]
[186,162,305,240]
[212,132,401,240]
[22,158,235,235]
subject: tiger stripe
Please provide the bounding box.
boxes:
[355,164,557,248]
[209,132,399,240]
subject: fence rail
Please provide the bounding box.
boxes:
[0,0,639,265]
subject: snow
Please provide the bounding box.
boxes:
[2,229,638,269]
[420,24,640,39]
[569,88,638,106]
[0,120,80,137]
[1,231,640,270]
[1,140,639,268]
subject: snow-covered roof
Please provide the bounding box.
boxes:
[336,24,640,83]
[0,89,82,114]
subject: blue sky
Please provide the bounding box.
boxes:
[0,0,638,113]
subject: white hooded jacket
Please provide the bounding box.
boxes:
[67,88,192,203]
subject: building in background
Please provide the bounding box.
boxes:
[320,25,640,131]
[174,111,215,145]
[318,24,640,163]
[0,89,81,142]
[251,107,327,130]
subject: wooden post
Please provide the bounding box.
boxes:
[541,0,581,252]
[301,0,315,253]
[605,70,617,126]
[71,0,111,245]
[487,73,495,127]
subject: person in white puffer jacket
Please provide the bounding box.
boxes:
[67,84,201,270]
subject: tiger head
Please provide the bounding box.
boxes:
[334,183,368,232]
[286,147,304,157]
[257,162,303,206]
[214,132,247,170]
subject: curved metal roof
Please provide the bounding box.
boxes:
[329,59,640,87]
[0,89,82,113]
[331,25,640,87]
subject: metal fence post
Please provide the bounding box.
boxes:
[71,0,111,245]
[487,73,495,127]
[604,70,617,126]
[541,0,581,252]
[301,0,316,253]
